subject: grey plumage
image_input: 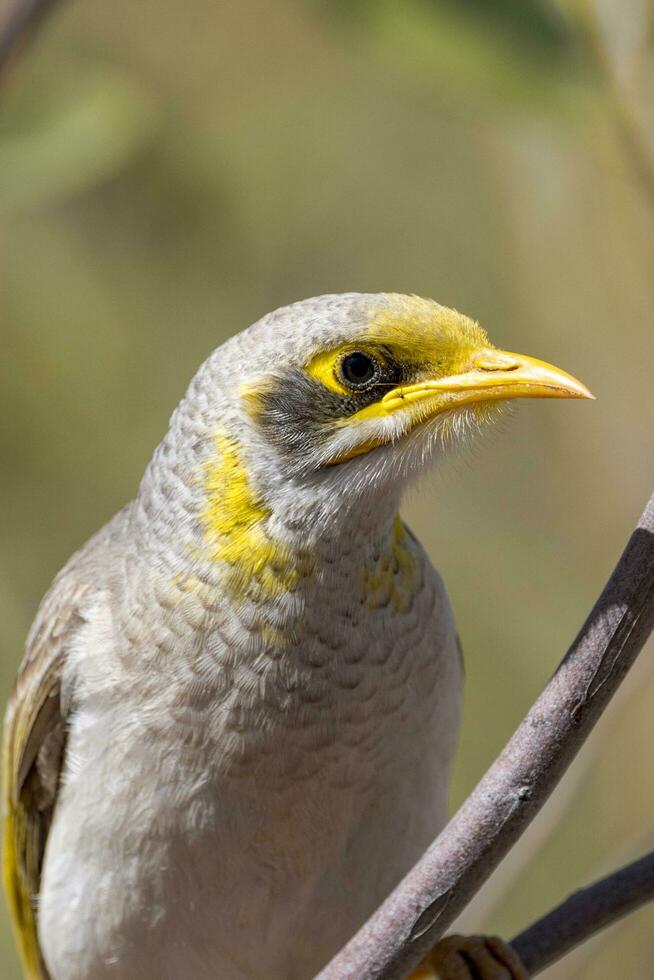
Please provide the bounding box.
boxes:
[6,291,586,980]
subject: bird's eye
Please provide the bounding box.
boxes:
[339,351,379,389]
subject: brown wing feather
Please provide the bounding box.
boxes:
[3,569,92,980]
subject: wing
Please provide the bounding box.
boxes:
[3,567,93,980]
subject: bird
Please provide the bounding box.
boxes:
[3,293,592,980]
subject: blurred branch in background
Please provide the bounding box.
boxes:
[569,0,654,203]
[319,491,654,979]
[0,0,160,214]
[0,0,65,84]
[512,849,654,975]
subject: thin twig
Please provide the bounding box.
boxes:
[317,492,654,979]
[0,0,65,84]
[511,849,654,975]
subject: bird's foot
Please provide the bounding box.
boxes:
[411,933,528,979]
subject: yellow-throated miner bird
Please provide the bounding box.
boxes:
[3,294,592,979]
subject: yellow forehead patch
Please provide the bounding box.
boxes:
[304,295,488,399]
[201,433,314,602]
[365,294,488,369]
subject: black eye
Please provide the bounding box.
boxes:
[340,351,379,389]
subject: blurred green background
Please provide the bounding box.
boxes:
[1,0,653,976]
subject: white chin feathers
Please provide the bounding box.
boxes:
[317,402,504,495]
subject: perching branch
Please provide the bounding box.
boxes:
[511,849,654,974]
[317,491,654,980]
[0,0,65,83]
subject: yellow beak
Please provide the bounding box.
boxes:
[381,349,594,412]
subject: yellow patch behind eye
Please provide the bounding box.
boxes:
[304,343,386,396]
[304,345,352,395]
[201,433,314,601]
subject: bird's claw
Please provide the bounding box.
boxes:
[426,933,529,979]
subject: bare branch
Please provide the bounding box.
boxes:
[0,0,66,84]
[317,492,654,980]
[511,849,654,975]
[452,746,595,936]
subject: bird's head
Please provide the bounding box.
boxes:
[150,293,593,593]
[217,293,592,498]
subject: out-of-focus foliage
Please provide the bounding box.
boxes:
[319,0,571,56]
[0,68,160,211]
[313,0,575,108]
[0,0,653,977]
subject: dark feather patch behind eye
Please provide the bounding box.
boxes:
[251,355,410,462]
